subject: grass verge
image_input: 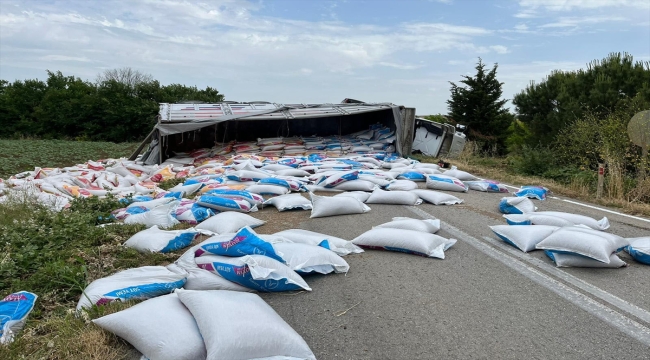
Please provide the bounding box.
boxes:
[411,153,650,217]
[0,194,192,359]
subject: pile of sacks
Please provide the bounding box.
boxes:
[75,214,457,358]
[490,210,649,267]
[175,123,397,162]
[0,124,512,216]
[1,152,488,226]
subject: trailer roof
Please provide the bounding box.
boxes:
[159,102,397,123]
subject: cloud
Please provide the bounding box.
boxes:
[514,12,537,18]
[404,22,491,36]
[378,62,423,70]
[540,15,627,28]
[518,0,649,12]
[489,45,509,54]
[1,0,645,115]
[40,55,91,62]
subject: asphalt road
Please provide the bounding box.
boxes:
[251,185,650,359]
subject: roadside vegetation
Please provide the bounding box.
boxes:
[0,191,199,359]
[423,52,650,209]
[0,67,225,142]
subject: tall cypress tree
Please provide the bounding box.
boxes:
[447,58,511,152]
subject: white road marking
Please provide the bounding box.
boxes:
[404,206,650,346]
[479,176,649,223]
[549,197,650,223]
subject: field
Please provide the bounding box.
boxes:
[0,140,139,179]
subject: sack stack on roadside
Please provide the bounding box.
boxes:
[490,207,644,268]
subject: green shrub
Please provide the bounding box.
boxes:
[508,146,556,176]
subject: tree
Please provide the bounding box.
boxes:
[447,58,511,153]
[96,67,154,88]
[0,69,226,141]
[513,53,650,145]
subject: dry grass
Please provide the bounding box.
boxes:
[0,305,134,360]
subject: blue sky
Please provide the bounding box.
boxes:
[1,0,648,114]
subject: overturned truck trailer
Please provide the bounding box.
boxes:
[411,117,467,159]
[131,101,417,164]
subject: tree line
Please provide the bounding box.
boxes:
[442,52,650,201]
[0,68,224,142]
[442,53,650,155]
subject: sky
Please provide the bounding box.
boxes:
[1,0,649,114]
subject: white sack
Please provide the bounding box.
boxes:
[176,289,316,360]
[499,197,537,214]
[168,183,202,197]
[414,163,441,170]
[504,212,609,230]
[365,189,422,205]
[275,169,309,177]
[126,196,175,210]
[310,193,371,218]
[536,211,610,230]
[304,185,343,193]
[374,217,440,233]
[411,189,464,205]
[465,181,509,193]
[273,229,364,256]
[443,168,479,181]
[334,191,371,203]
[274,243,349,274]
[194,255,311,292]
[261,164,295,172]
[258,234,294,244]
[322,170,359,188]
[504,214,575,227]
[92,293,207,360]
[626,237,650,265]
[246,184,291,196]
[173,244,251,292]
[535,227,629,263]
[124,225,198,253]
[490,225,559,252]
[426,175,468,192]
[263,193,312,211]
[124,201,180,228]
[333,179,377,192]
[545,251,627,268]
[358,175,392,188]
[195,212,265,234]
[227,170,270,182]
[76,266,187,311]
[385,179,418,191]
[352,228,456,259]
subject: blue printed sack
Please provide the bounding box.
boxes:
[195,255,311,292]
[1,291,37,344]
[194,226,285,262]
